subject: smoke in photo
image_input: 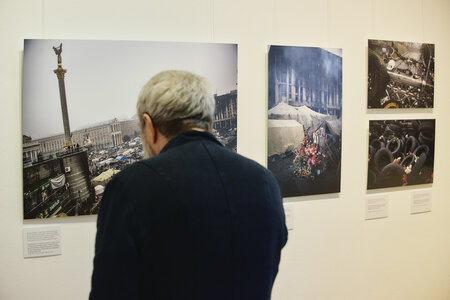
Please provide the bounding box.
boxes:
[268,45,342,198]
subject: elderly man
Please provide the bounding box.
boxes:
[90,70,287,300]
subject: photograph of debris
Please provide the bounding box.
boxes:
[22,39,237,219]
[368,39,434,109]
[368,119,435,190]
[268,45,342,198]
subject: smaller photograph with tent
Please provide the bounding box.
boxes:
[267,45,342,198]
[368,119,435,190]
[368,39,434,109]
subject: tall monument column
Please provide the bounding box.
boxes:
[53,43,72,147]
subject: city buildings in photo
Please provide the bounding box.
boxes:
[268,45,342,198]
[22,39,237,219]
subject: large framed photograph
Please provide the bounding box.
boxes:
[268,45,342,198]
[368,119,435,189]
[22,39,237,219]
[368,39,435,109]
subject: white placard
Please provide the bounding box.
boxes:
[23,226,62,258]
[411,190,432,214]
[283,203,294,230]
[366,195,388,220]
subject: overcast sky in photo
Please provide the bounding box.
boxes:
[23,39,238,139]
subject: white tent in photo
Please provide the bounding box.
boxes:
[296,105,333,132]
[268,119,305,156]
[268,102,300,120]
[269,102,333,132]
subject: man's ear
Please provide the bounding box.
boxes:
[143,113,157,144]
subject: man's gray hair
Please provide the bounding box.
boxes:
[137,70,215,138]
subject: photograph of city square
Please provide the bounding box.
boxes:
[368,39,435,109]
[22,39,237,219]
[267,45,342,198]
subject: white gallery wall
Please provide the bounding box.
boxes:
[1,0,449,299]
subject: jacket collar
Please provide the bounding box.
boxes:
[160,130,222,154]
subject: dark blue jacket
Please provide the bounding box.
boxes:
[90,130,287,300]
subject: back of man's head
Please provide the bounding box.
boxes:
[136,70,215,138]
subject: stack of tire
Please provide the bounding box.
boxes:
[368,120,434,189]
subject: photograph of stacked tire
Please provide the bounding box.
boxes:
[368,119,435,189]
